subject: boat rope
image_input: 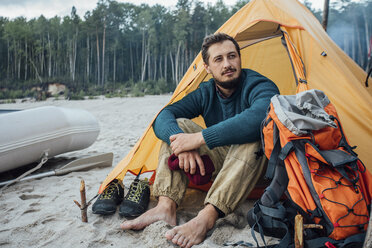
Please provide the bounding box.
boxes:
[0,151,49,193]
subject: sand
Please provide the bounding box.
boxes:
[0,95,369,248]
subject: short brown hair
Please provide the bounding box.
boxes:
[201,33,241,65]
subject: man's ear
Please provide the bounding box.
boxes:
[204,62,211,74]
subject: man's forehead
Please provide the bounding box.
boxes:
[208,40,237,57]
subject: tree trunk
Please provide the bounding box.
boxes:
[175,41,182,83]
[30,58,42,83]
[86,35,90,82]
[164,53,167,81]
[90,39,93,81]
[352,30,356,61]
[41,36,44,76]
[113,45,116,83]
[344,32,349,56]
[96,26,100,85]
[69,40,73,81]
[101,16,106,86]
[159,55,163,79]
[25,40,28,80]
[56,30,60,77]
[7,39,10,79]
[147,39,151,81]
[322,0,330,31]
[154,55,157,81]
[17,41,21,80]
[141,29,146,82]
[363,8,370,71]
[130,41,134,80]
[169,50,175,83]
[48,32,52,78]
[141,50,148,82]
[13,40,16,79]
[73,28,78,83]
[353,16,363,67]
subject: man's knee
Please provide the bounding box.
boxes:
[176,118,203,133]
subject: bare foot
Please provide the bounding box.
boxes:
[120,196,177,230]
[165,204,218,248]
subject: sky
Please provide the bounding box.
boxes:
[0,0,361,20]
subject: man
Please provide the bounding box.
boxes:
[120,33,279,248]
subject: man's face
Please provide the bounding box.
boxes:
[204,40,242,90]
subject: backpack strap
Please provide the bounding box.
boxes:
[264,121,280,180]
[261,160,288,207]
[249,201,294,248]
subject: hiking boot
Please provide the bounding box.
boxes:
[92,179,124,215]
[119,178,150,217]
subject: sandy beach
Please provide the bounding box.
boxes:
[0,95,369,248]
[0,95,278,248]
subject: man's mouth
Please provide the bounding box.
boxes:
[222,69,236,76]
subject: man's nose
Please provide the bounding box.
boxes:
[222,57,232,68]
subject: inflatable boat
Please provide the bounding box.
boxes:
[0,106,100,173]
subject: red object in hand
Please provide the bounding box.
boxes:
[168,153,215,185]
[325,241,337,248]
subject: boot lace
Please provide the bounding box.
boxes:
[126,179,148,203]
[99,181,120,200]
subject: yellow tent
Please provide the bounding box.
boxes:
[99,0,372,193]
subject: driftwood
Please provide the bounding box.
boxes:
[73,180,88,222]
[294,214,323,248]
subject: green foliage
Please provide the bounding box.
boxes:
[69,90,85,100]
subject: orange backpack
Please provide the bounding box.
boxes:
[247,89,372,248]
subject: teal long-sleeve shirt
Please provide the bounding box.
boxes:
[153,69,279,149]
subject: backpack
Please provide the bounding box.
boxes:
[247,89,372,248]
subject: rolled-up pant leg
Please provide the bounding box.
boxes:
[152,118,228,206]
[205,141,267,215]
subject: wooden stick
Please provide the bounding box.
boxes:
[304,224,323,229]
[73,200,81,209]
[294,214,324,248]
[73,180,88,223]
[295,215,304,248]
[80,180,88,222]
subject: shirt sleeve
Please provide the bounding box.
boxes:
[153,88,204,144]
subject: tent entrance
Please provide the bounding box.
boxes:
[240,35,298,95]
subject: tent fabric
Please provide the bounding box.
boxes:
[99,0,372,193]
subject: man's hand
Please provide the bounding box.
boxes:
[169,132,205,156]
[178,151,205,176]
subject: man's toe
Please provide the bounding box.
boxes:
[176,235,185,246]
[165,229,176,240]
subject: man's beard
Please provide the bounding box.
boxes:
[215,71,241,90]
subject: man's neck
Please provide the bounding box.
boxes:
[216,85,236,98]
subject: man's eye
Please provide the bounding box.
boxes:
[215,58,222,62]
[229,54,236,59]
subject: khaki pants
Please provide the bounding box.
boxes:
[152,118,267,215]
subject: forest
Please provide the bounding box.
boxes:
[0,0,371,100]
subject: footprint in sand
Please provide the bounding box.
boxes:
[22,208,41,215]
[19,194,43,200]
[40,217,57,224]
[20,188,34,193]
